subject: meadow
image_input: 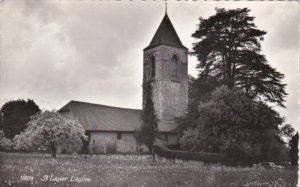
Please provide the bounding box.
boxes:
[0,152,297,187]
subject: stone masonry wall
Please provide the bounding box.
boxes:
[89,132,148,154]
[143,45,188,132]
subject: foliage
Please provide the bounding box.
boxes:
[189,75,221,104]
[0,99,41,140]
[289,132,299,166]
[13,111,87,158]
[279,123,295,141]
[176,75,221,134]
[191,8,287,107]
[106,142,117,154]
[0,135,12,151]
[179,86,288,164]
[177,8,291,166]
[90,143,104,154]
[135,81,157,153]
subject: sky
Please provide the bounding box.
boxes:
[1,0,299,130]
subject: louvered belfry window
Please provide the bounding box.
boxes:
[170,55,178,76]
[150,56,155,78]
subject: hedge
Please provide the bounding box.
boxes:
[0,149,48,154]
[165,144,180,150]
[153,144,226,163]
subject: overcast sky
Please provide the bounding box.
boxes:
[1,0,299,130]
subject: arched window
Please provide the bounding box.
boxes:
[150,56,155,78]
[170,55,178,76]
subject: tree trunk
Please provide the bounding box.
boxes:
[51,143,57,158]
[148,145,153,155]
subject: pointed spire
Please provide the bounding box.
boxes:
[144,11,187,50]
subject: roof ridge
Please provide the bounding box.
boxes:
[69,100,142,111]
[59,100,142,131]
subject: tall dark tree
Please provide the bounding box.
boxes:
[135,82,157,153]
[0,99,40,140]
[191,8,287,107]
[176,75,220,133]
[289,132,299,166]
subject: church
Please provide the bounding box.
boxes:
[59,12,188,154]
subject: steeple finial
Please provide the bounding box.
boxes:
[165,2,167,15]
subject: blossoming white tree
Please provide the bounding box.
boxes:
[13,111,87,157]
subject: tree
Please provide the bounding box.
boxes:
[135,82,157,153]
[1,99,41,140]
[13,111,87,158]
[180,86,288,164]
[279,123,295,143]
[176,75,221,134]
[289,132,299,166]
[191,8,287,107]
[0,135,12,151]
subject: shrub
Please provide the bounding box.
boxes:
[0,136,12,151]
[90,144,105,154]
[106,142,116,154]
[165,144,180,150]
[179,86,289,164]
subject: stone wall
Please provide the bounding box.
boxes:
[143,45,188,132]
[89,131,148,154]
[155,133,178,145]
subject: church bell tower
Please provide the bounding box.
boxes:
[143,11,188,142]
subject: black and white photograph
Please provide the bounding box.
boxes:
[0,0,299,186]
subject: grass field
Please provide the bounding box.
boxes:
[0,152,298,187]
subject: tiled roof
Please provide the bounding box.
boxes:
[144,14,187,50]
[59,101,142,132]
